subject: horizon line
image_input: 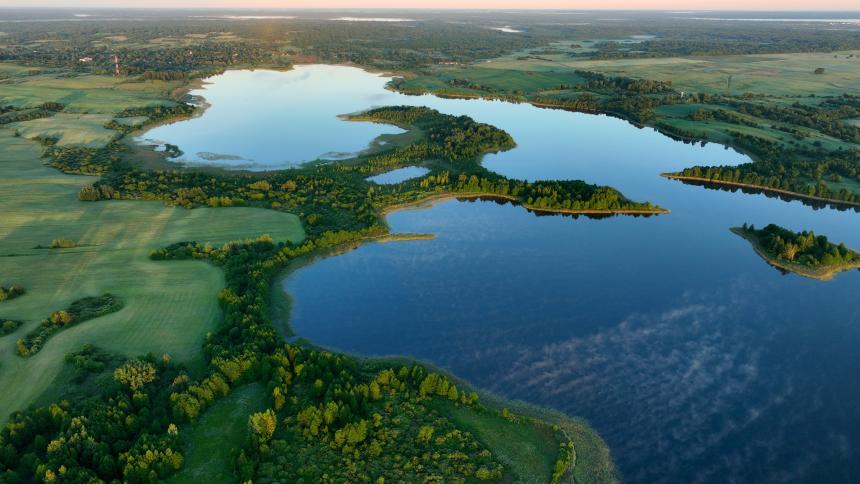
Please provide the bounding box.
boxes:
[2,6,860,12]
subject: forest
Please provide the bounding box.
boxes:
[667,155,860,207]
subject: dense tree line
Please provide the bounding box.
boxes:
[578,70,674,94]
[671,154,860,205]
[736,223,860,266]
[16,294,123,357]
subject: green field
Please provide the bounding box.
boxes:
[171,383,267,484]
[431,399,560,482]
[9,113,118,148]
[481,50,860,96]
[0,65,182,114]
[0,129,304,421]
[402,66,588,96]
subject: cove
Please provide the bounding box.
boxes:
[146,65,860,483]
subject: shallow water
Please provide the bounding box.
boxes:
[148,65,860,483]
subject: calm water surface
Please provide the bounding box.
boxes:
[366,166,430,185]
[149,66,860,483]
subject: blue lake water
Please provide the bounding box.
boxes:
[366,166,430,185]
[146,65,860,483]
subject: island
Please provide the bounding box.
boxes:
[732,223,860,280]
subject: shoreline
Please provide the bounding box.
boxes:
[380,191,670,217]
[390,85,762,164]
[730,227,860,281]
[268,226,612,483]
[663,174,860,210]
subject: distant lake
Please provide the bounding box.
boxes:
[146,65,860,483]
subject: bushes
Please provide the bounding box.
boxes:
[672,154,860,205]
[0,285,25,303]
[0,320,22,336]
[16,294,123,356]
[49,239,76,249]
[64,344,118,383]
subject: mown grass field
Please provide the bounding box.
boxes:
[170,383,267,484]
[0,129,304,421]
[0,63,183,113]
[9,113,118,148]
[403,66,588,96]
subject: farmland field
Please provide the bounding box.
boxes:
[0,129,304,421]
[9,113,117,148]
[482,50,860,96]
[0,66,182,113]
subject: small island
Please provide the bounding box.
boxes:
[732,223,860,280]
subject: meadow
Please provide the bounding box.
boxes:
[0,64,183,113]
[9,113,117,148]
[170,383,267,483]
[0,128,304,421]
[482,49,860,96]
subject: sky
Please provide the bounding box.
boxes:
[1,1,858,10]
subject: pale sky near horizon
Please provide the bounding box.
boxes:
[1,1,858,11]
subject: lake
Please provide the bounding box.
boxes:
[145,65,860,483]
